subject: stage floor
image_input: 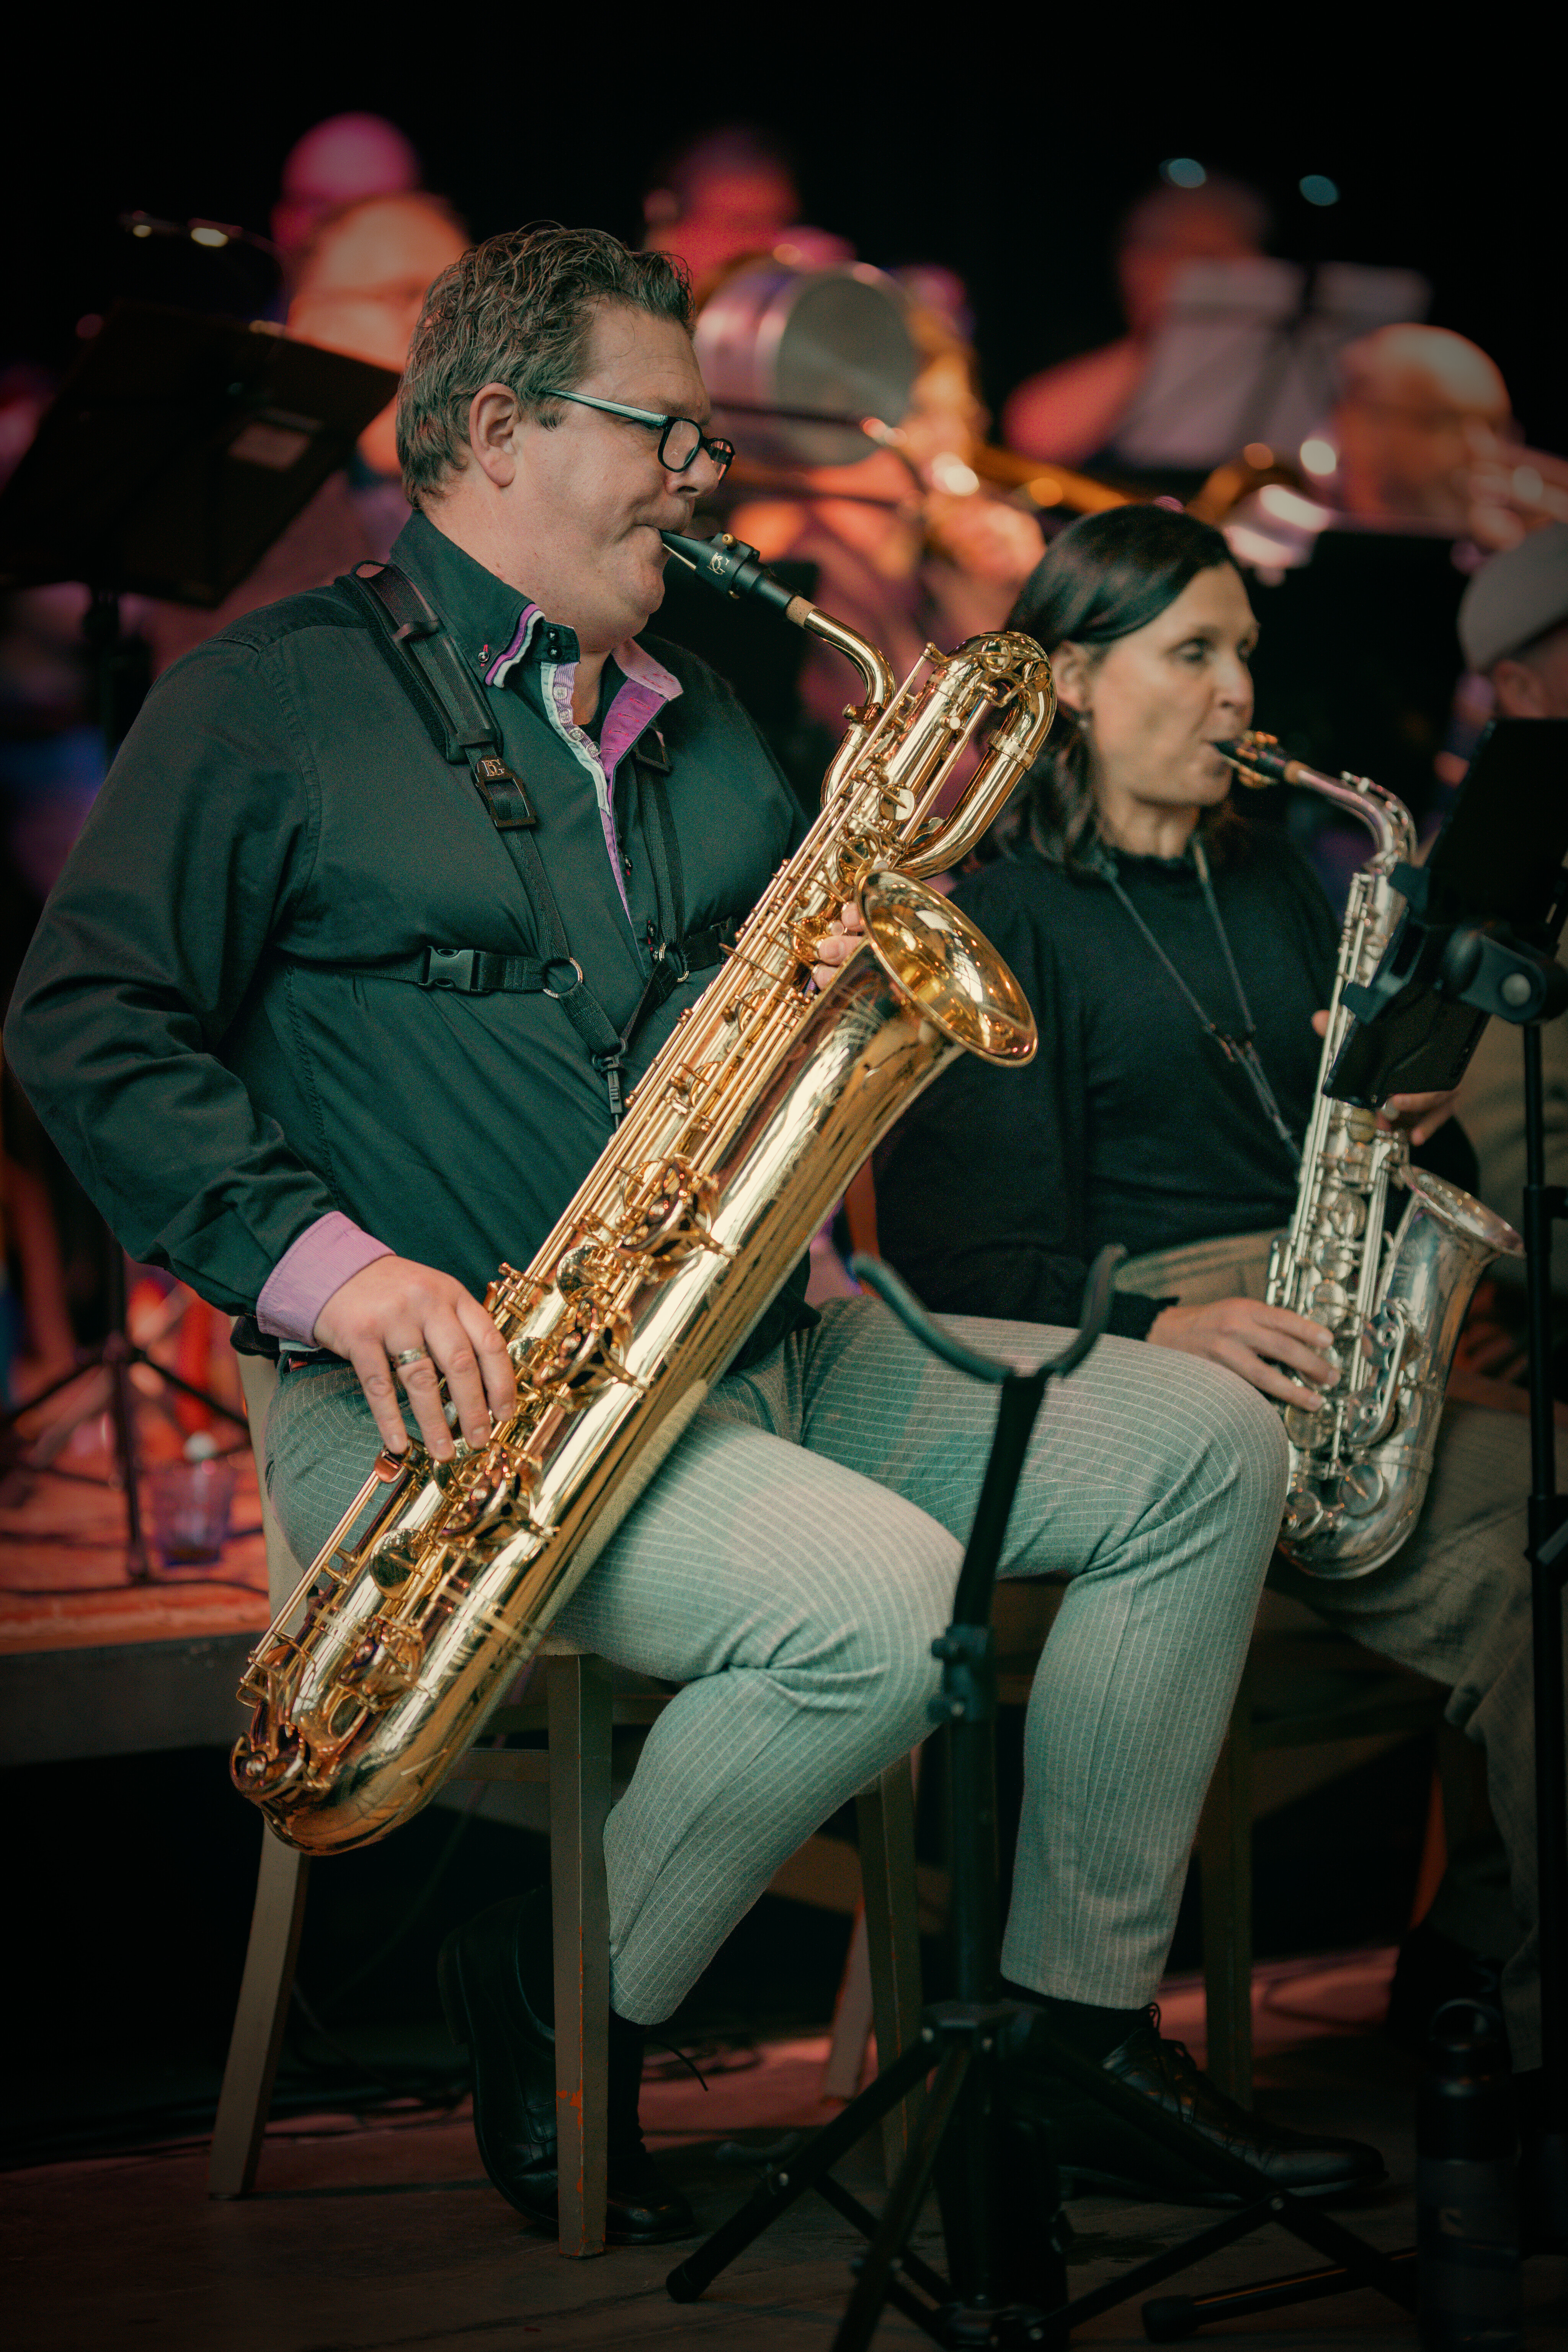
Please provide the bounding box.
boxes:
[8,1377,1562,2344]
[8,1989,1566,2350]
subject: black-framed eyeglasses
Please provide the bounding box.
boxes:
[542,389,735,480]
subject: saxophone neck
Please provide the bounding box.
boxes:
[1216,732,1418,867]
[659,526,894,764]
[659,527,1052,861]
[797,605,898,727]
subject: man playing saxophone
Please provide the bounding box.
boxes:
[7,227,1379,2236]
[878,503,1561,2247]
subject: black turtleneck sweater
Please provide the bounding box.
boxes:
[876,825,1475,1339]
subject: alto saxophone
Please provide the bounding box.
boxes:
[1218,732,1522,1578]
[232,534,1054,1851]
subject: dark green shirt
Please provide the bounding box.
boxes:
[7,511,807,1353]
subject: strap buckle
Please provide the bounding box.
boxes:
[423,947,480,992]
[659,939,691,985]
[471,755,537,830]
[591,1044,626,1124]
[542,956,585,1000]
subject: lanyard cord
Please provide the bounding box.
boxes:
[1094,834,1301,1170]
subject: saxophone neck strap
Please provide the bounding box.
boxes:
[328,560,719,1121]
[1093,835,1302,1169]
[340,562,538,830]
[310,924,733,1004]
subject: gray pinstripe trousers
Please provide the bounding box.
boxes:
[266,1298,1288,2026]
[1124,1230,1559,2070]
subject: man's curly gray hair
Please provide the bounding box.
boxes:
[396,222,694,505]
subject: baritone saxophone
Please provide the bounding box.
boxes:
[232,531,1054,1852]
[1217,732,1522,1578]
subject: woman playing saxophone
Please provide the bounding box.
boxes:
[878,506,1558,2228]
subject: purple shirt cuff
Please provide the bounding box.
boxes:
[255,1213,394,1346]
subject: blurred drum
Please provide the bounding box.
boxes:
[695,260,919,470]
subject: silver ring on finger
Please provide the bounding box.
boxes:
[394,1348,431,1368]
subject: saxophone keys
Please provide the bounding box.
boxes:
[831,834,881,896]
[557,1239,616,1296]
[617,1156,721,1274]
[343,1615,425,1699]
[1284,1405,1325,1448]
[1282,1483,1326,1539]
[440,1438,541,1537]
[1333,1462,1385,1517]
[231,1726,307,1798]
[1308,1279,1352,1328]
[523,1298,636,1400]
[1316,1186,1366,1239]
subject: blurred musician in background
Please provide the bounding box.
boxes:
[1459,522,1568,717]
[1326,324,1568,546]
[271,113,424,282]
[876,505,1563,2248]
[1003,176,1270,470]
[640,124,851,290]
[147,190,469,673]
[726,301,1045,736]
[1242,322,1568,900]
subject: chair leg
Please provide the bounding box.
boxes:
[820,1903,876,2103]
[1199,1672,1254,2109]
[549,1652,613,2259]
[857,1751,923,2179]
[208,1834,310,2198]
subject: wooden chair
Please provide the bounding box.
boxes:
[1197,1621,1448,2104]
[212,1350,922,2254]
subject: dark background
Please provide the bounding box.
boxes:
[6,63,1561,448]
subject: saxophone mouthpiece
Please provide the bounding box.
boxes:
[1214,733,1299,789]
[659,529,811,626]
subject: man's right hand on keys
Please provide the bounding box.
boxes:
[314,1255,518,1462]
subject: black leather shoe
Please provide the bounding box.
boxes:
[1008,2004,1386,2207]
[437,1894,696,2244]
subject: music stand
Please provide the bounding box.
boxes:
[1111,258,1430,475]
[0,302,397,1574]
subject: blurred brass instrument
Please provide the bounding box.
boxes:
[970,441,1309,526]
[231,534,1052,1852]
[1217,732,1522,1577]
[967,441,1130,516]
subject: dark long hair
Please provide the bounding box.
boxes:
[1002,505,1242,867]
